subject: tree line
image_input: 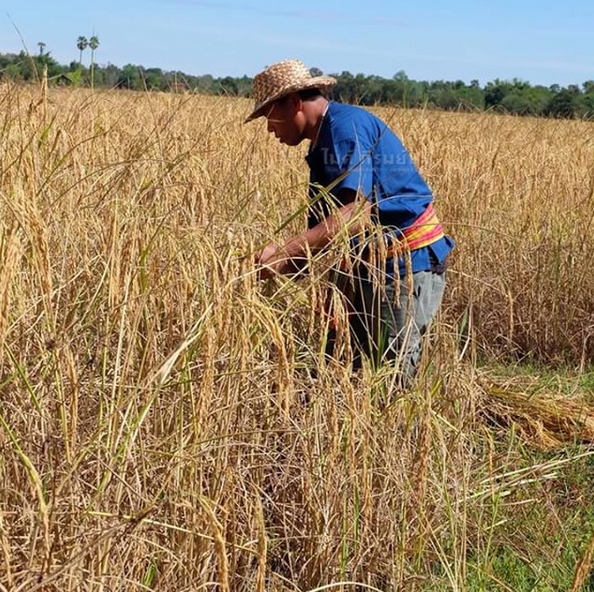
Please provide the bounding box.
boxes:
[1,48,593,119]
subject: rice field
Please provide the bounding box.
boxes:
[0,83,593,591]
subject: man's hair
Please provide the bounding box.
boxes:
[297,88,323,101]
[279,88,323,104]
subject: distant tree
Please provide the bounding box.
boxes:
[235,75,252,97]
[76,36,88,65]
[406,80,427,106]
[352,73,370,104]
[193,74,214,93]
[383,78,403,104]
[456,85,485,111]
[332,71,355,103]
[578,93,594,118]
[16,50,37,81]
[35,53,64,78]
[364,75,384,104]
[37,41,46,56]
[309,67,323,77]
[530,86,555,115]
[118,64,144,90]
[500,91,535,115]
[484,80,511,110]
[511,78,530,91]
[144,67,165,90]
[89,36,100,62]
[89,35,100,86]
[5,63,22,80]
[101,62,121,87]
[544,89,580,118]
[384,73,407,104]
[218,76,238,95]
[429,86,460,110]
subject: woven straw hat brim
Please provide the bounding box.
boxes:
[244,75,337,123]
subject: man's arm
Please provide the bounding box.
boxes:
[256,189,371,279]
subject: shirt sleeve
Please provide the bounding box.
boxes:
[331,138,374,198]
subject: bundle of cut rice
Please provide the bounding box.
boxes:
[476,373,594,450]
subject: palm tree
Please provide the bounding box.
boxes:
[76,36,88,65]
[89,36,100,67]
[89,36,100,54]
[37,41,46,56]
[89,36,100,87]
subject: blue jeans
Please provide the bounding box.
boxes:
[327,270,446,381]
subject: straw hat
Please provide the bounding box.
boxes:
[245,59,337,123]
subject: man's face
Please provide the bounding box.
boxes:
[264,95,304,146]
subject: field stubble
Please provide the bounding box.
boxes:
[0,84,593,591]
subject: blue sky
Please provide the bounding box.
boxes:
[2,0,593,87]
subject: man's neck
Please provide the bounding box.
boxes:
[304,97,330,142]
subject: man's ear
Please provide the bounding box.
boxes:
[286,92,303,115]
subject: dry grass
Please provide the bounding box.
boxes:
[0,83,593,591]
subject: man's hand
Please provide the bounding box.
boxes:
[254,194,371,280]
[255,243,290,279]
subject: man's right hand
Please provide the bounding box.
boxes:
[255,243,287,279]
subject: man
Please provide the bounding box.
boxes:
[247,59,454,381]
